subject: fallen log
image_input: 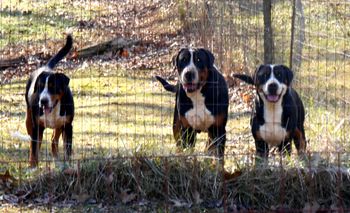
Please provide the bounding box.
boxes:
[0,56,26,70]
[76,37,140,59]
[0,37,139,70]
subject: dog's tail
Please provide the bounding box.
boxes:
[233,74,254,85]
[47,34,73,69]
[155,76,177,93]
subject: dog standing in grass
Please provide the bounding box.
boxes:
[25,35,74,167]
[156,48,229,157]
[234,64,306,162]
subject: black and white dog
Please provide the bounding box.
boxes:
[156,48,229,156]
[234,64,306,160]
[25,35,74,167]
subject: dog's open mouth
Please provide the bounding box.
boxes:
[42,106,53,115]
[265,94,281,103]
[183,83,198,93]
[41,100,58,115]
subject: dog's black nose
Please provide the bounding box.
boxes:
[40,98,49,107]
[184,71,195,82]
[268,83,278,95]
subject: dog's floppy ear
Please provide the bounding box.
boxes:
[33,78,40,93]
[33,72,45,93]
[198,48,215,69]
[253,64,264,85]
[172,48,186,69]
[280,65,294,85]
[54,73,70,91]
[33,81,39,93]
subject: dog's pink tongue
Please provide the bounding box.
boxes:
[44,107,51,114]
[184,83,196,91]
[267,95,279,102]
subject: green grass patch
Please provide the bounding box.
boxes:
[0,1,77,47]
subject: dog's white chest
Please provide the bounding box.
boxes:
[185,91,214,131]
[259,103,286,146]
[39,102,67,129]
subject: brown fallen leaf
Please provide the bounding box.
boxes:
[120,49,129,58]
[72,192,90,203]
[2,194,19,204]
[16,189,32,201]
[0,170,16,182]
[303,201,320,213]
[63,167,77,176]
[193,190,203,205]
[0,170,17,189]
[169,198,190,208]
[105,172,114,185]
[69,48,79,60]
[242,93,254,104]
[224,170,242,181]
[120,189,137,204]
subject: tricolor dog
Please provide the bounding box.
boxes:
[25,35,74,167]
[234,64,306,160]
[156,48,229,156]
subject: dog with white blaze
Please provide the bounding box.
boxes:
[25,34,74,167]
[156,48,229,157]
[234,64,306,162]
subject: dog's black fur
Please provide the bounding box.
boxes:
[156,48,229,156]
[234,64,306,160]
[25,35,74,167]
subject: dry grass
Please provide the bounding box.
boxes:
[12,155,350,211]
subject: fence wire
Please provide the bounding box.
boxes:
[0,0,349,211]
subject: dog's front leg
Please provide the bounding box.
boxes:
[29,125,44,167]
[252,118,269,165]
[177,127,196,150]
[25,108,33,136]
[51,128,63,160]
[206,126,226,157]
[62,123,73,162]
[293,128,306,155]
[254,139,269,165]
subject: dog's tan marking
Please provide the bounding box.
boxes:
[51,128,63,159]
[294,128,306,154]
[26,108,33,136]
[214,112,226,127]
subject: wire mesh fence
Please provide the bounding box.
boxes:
[0,0,349,211]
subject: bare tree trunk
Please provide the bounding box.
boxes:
[292,0,305,72]
[263,0,274,64]
[290,0,297,69]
